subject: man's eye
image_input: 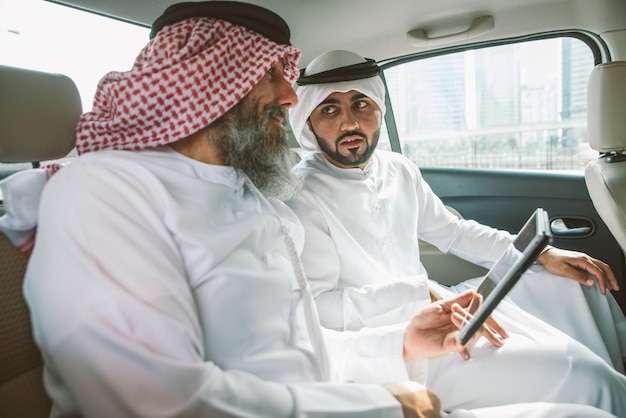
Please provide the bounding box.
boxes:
[321,106,336,115]
[355,100,368,109]
[265,68,276,80]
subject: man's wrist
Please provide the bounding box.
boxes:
[536,245,554,265]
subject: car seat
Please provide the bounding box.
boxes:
[585,61,626,255]
[0,64,81,417]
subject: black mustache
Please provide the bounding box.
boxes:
[337,131,367,143]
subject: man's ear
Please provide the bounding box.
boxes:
[306,117,314,134]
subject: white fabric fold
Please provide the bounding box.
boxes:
[0,168,51,252]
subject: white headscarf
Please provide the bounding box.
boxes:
[289,50,386,152]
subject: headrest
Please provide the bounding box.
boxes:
[587,61,626,153]
[0,65,82,163]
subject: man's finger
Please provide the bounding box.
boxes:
[586,259,620,292]
[439,289,478,312]
[450,307,482,347]
[480,323,505,348]
[566,263,607,294]
[459,347,470,360]
[485,316,509,339]
[451,305,505,349]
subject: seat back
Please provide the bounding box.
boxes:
[0,232,50,416]
[584,61,626,252]
[0,65,82,416]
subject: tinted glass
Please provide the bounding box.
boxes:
[384,37,596,171]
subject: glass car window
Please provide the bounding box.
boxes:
[383,37,596,172]
[0,0,149,169]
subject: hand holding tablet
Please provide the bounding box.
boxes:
[456,208,553,346]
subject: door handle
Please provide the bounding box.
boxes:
[550,217,594,237]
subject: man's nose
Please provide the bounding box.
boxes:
[276,76,298,109]
[340,111,360,131]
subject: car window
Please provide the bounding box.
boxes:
[0,0,149,170]
[383,37,597,172]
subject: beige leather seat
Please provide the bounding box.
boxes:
[0,65,82,417]
[584,61,626,254]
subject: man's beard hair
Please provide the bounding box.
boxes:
[211,97,302,201]
[314,128,380,168]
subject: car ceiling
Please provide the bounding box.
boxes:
[51,0,626,66]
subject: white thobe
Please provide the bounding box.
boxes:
[288,150,626,413]
[23,147,407,418]
[21,147,622,418]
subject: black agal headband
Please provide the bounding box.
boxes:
[150,1,291,44]
[296,58,381,86]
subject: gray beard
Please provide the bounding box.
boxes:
[212,99,302,201]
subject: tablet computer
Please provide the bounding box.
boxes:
[456,208,552,346]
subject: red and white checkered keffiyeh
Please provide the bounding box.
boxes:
[75,17,301,154]
[0,16,301,253]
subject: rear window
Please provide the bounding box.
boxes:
[0,0,149,171]
[383,37,597,172]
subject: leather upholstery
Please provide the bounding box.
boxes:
[585,61,626,251]
[0,65,82,417]
[0,65,81,163]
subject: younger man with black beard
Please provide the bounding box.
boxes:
[288,49,626,415]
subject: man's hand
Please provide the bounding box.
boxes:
[459,314,507,360]
[429,286,507,360]
[383,382,442,418]
[537,247,620,295]
[403,290,504,361]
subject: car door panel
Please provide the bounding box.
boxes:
[420,167,626,311]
